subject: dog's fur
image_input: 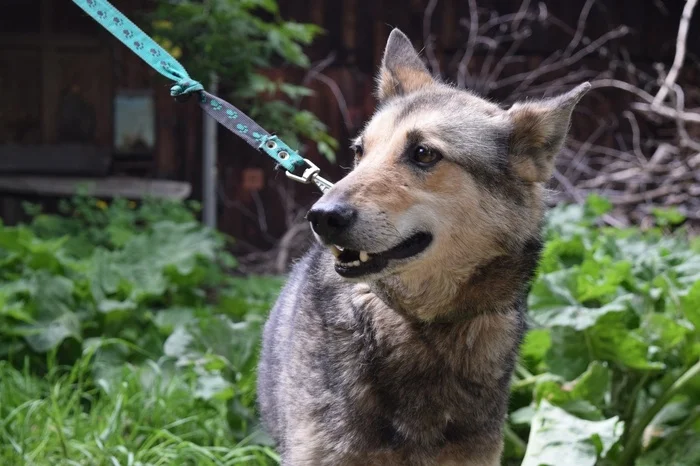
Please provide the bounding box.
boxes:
[258,29,589,466]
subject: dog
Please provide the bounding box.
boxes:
[257,28,589,466]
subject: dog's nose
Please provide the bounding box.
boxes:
[307,203,357,241]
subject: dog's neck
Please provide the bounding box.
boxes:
[370,236,543,322]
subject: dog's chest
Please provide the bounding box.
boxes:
[330,300,516,448]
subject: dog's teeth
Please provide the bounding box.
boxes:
[329,245,341,257]
[352,261,360,266]
[334,244,344,251]
[359,251,369,262]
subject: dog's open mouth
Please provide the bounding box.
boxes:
[329,232,433,278]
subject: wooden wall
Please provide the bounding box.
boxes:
[1,0,698,250]
[0,0,200,222]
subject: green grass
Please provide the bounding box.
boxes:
[0,196,282,465]
[0,352,278,466]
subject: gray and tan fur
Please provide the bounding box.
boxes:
[258,28,589,466]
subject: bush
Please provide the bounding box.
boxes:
[25,194,203,257]
[148,0,338,161]
[509,195,700,466]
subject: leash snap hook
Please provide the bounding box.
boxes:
[285,159,334,193]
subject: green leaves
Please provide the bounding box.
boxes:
[0,269,82,352]
[514,195,700,465]
[147,0,338,162]
[90,221,219,303]
[522,401,623,466]
[24,312,81,353]
[531,289,635,331]
[0,199,236,366]
[588,313,665,372]
[636,430,700,466]
[577,257,632,302]
[544,326,591,380]
[681,281,700,331]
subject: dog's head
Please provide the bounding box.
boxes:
[308,29,589,283]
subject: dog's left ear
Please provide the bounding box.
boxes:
[507,83,591,182]
[376,28,435,102]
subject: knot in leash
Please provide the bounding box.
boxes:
[170,79,203,97]
[166,66,203,100]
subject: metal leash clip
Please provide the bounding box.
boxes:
[285,158,334,193]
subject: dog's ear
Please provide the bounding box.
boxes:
[507,82,591,182]
[376,29,434,102]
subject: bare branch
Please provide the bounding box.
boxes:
[509,25,629,95]
[301,53,354,132]
[621,111,647,165]
[631,102,700,123]
[652,0,698,106]
[423,0,442,76]
[511,0,532,32]
[457,0,479,89]
[566,0,596,55]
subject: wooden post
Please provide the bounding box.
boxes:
[202,73,218,228]
[40,0,54,143]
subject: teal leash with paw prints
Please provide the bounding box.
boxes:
[72,0,334,193]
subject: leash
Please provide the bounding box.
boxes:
[72,0,334,194]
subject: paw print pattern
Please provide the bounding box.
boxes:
[134,41,144,51]
[123,29,134,39]
[96,10,106,19]
[149,48,161,58]
[87,0,96,7]
[236,124,249,134]
[210,100,223,111]
[252,132,264,141]
[226,109,238,119]
[113,17,123,27]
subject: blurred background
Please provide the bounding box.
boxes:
[1,3,700,465]
[2,0,699,274]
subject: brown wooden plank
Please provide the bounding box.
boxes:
[41,0,53,143]
[442,0,457,49]
[0,36,102,48]
[183,98,202,200]
[0,144,111,175]
[53,47,112,145]
[0,0,42,34]
[344,0,358,63]
[373,0,389,68]
[155,85,178,177]
[355,0,375,72]
[0,175,191,200]
[0,47,43,144]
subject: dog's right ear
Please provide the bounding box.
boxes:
[507,83,591,183]
[376,29,434,102]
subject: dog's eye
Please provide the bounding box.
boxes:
[352,145,364,163]
[411,146,441,167]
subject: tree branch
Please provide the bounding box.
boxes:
[652,0,698,107]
